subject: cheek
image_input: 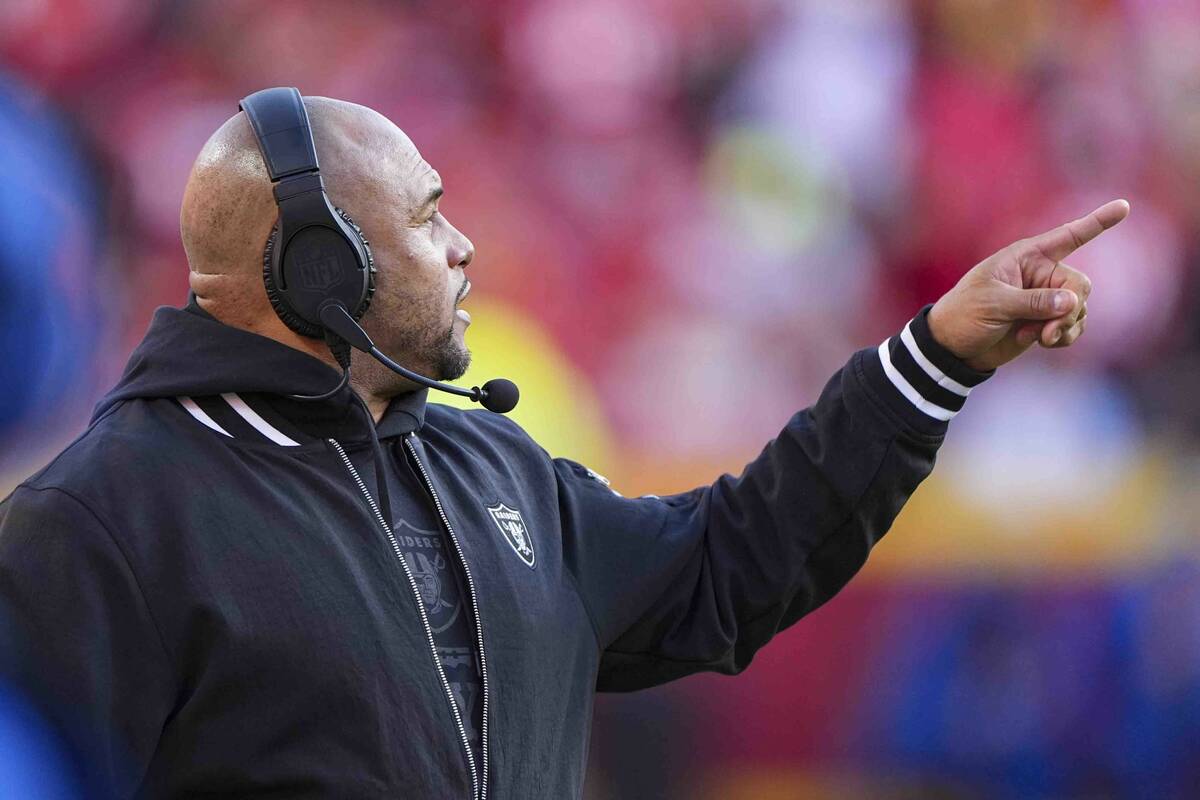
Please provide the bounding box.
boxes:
[374,243,450,315]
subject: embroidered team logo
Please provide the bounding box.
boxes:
[487,503,535,569]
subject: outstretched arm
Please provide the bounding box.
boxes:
[554,200,1129,692]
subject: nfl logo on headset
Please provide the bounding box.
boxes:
[487,503,535,569]
[297,244,343,292]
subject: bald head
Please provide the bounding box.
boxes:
[178,94,476,414]
[180,97,430,326]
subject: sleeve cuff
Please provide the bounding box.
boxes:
[860,305,994,435]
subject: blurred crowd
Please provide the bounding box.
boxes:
[2,0,1199,797]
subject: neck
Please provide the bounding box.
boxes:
[195,294,417,425]
[350,378,391,425]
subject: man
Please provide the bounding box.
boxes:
[0,94,1127,799]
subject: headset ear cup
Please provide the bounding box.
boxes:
[262,224,324,338]
[261,209,374,338]
[333,206,376,321]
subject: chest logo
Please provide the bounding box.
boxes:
[393,519,460,634]
[487,503,536,569]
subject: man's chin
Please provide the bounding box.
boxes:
[371,325,470,385]
[435,343,472,383]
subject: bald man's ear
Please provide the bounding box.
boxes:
[260,200,377,340]
[204,89,376,344]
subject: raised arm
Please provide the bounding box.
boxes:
[555,200,1129,692]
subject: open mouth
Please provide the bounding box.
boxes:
[455,281,472,325]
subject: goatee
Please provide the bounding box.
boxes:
[432,323,471,381]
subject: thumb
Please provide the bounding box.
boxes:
[995,286,1077,321]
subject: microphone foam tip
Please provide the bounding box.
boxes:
[480,378,519,413]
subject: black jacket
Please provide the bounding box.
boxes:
[0,300,988,798]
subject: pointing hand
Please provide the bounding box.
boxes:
[927,199,1130,372]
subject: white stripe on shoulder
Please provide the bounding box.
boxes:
[221,393,300,446]
[178,397,233,437]
[877,341,956,422]
[900,323,972,397]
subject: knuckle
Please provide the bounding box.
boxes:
[1061,321,1087,347]
[1068,224,1086,250]
[1014,244,1037,267]
[981,293,1005,320]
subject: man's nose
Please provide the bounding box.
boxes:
[449,231,474,269]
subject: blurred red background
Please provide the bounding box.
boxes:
[2,1,1199,797]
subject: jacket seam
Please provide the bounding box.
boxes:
[12,484,179,679]
[562,565,604,651]
[528,448,606,651]
[18,401,129,488]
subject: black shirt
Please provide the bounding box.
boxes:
[384,436,484,772]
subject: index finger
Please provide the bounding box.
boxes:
[1027,199,1130,262]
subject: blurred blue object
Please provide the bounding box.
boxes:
[857,568,1200,799]
[0,71,106,450]
[0,680,84,799]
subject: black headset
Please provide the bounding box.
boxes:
[239,87,374,343]
[238,87,518,412]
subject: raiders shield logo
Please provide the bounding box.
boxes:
[487,503,535,569]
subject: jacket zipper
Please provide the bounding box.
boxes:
[328,438,483,800]
[403,434,490,800]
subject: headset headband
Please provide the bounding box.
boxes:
[239,87,320,182]
[237,86,375,345]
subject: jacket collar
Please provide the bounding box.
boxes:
[376,390,427,438]
[94,296,428,443]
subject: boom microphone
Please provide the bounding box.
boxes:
[318,302,520,413]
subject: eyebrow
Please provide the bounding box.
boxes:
[420,185,444,210]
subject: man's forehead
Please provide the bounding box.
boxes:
[414,161,441,192]
[283,100,441,207]
[384,134,441,201]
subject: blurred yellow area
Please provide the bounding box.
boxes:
[435,297,617,476]
[871,450,1178,578]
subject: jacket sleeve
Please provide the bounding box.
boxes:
[0,484,175,798]
[555,306,992,691]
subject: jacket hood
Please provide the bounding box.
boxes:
[93,297,427,438]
